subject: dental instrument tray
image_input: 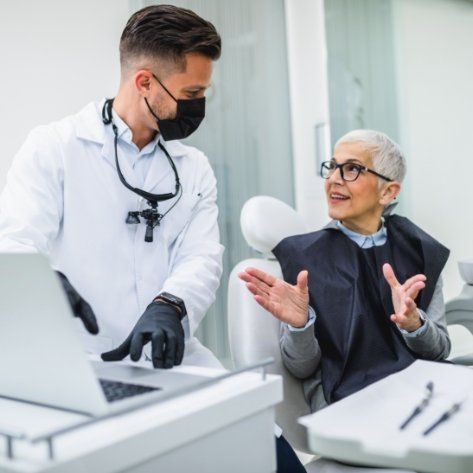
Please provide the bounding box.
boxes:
[299,360,473,473]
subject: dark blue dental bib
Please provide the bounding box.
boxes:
[272,215,449,405]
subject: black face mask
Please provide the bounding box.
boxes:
[144,73,206,141]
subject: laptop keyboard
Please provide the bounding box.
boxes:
[99,379,160,403]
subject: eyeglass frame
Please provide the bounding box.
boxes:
[320,160,393,182]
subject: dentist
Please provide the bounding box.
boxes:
[0,5,224,370]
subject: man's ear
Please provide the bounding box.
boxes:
[134,70,153,97]
[379,181,401,206]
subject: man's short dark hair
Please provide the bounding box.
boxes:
[120,4,221,72]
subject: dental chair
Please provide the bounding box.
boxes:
[446,259,473,333]
[445,259,473,364]
[227,196,317,464]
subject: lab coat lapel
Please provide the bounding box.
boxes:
[74,100,139,188]
[100,131,140,189]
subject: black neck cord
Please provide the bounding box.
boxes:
[101,98,183,242]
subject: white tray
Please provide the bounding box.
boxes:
[299,360,473,473]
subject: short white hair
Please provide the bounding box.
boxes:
[335,129,406,183]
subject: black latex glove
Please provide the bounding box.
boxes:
[101,301,185,369]
[56,271,99,335]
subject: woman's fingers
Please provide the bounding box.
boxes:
[239,272,271,294]
[391,311,408,325]
[239,272,274,298]
[405,296,417,312]
[238,269,278,293]
[383,263,400,289]
[391,295,419,327]
[245,282,271,299]
[403,273,426,290]
[386,267,426,297]
[244,267,277,287]
[296,270,309,292]
[405,281,425,300]
[402,275,426,298]
[238,270,264,285]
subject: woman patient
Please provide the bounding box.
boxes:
[239,129,451,412]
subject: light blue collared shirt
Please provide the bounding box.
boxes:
[288,220,427,337]
[336,220,387,248]
[111,109,159,186]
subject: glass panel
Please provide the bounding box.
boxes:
[324,0,406,212]
[324,0,400,143]
[131,0,295,362]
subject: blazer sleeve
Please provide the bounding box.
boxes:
[274,237,322,378]
[402,275,451,360]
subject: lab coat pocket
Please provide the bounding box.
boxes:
[160,192,199,244]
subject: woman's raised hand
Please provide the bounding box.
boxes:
[238,267,310,328]
[382,263,425,332]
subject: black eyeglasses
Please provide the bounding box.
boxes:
[320,160,393,182]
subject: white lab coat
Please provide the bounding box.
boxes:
[0,100,224,368]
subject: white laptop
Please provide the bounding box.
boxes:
[0,253,208,416]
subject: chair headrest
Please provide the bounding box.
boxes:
[240,196,308,254]
[459,259,473,285]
